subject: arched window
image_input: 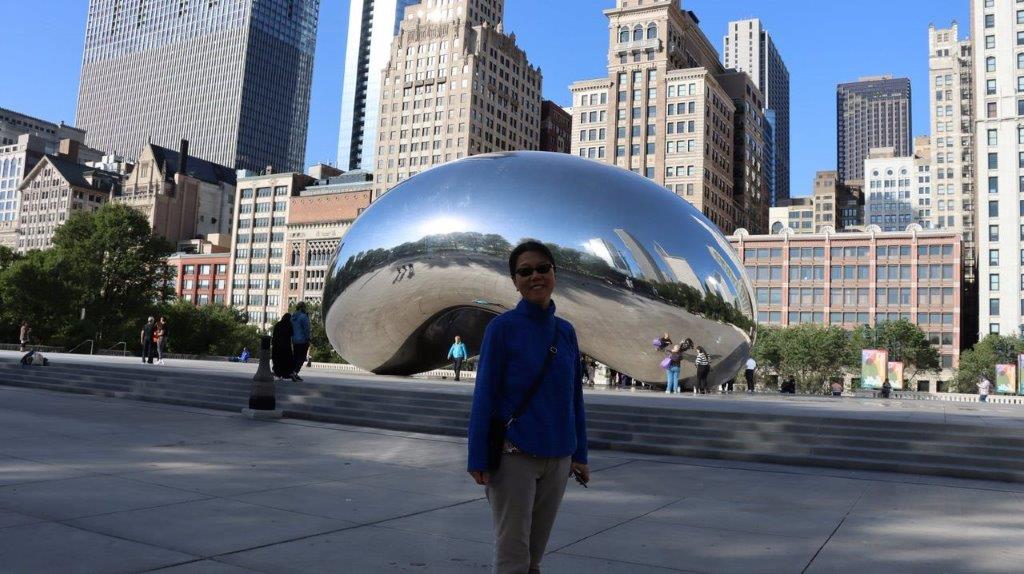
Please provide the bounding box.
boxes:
[633,25,643,42]
[647,24,657,39]
[986,56,996,72]
[618,27,629,43]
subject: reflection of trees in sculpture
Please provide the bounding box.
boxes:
[326,232,751,331]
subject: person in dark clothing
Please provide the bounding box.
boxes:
[655,333,672,351]
[780,377,796,394]
[881,379,893,399]
[694,346,711,394]
[140,317,156,364]
[290,302,311,381]
[271,313,294,379]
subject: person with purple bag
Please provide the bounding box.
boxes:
[663,344,683,393]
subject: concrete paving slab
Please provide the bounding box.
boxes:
[0,474,211,520]
[541,552,696,573]
[0,521,196,573]
[69,498,352,556]
[220,525,494,573]
[557,516,822,573]
[229,479,468,523]
[145,559,262,574]
[0,454,95,487]
[644,496,847,539]
[0,507,44,529]
[116,464,339,498]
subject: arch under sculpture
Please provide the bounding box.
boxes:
[322,152,756,386]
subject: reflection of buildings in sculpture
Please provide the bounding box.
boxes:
[613,228,667,282]
[585,237,630,274]
[653,242,701,289]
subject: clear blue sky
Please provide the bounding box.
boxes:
[1,0,968,197]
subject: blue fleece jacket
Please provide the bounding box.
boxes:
[447,342,468,360]
[291,311,310,344]
[467,298,587,471]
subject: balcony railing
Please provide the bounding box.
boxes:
[615,38,662,53]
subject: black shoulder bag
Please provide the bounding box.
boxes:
[487,327,559,471]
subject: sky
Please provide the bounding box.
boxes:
[0,0,970,197]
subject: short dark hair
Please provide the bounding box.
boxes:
[508,240,556,278]
[295,301,307,312]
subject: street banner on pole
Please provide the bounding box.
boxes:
[861,349,887,389]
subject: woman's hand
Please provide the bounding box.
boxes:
[570,461,590,485]
[469,470,490,485]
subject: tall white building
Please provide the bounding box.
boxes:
[723,18,791,205]
[929,23,975,281]
[973,0,1023,337]
[337,0,420,171]
[864,147,916,232]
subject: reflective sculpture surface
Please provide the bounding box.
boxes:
[323,151,755,386]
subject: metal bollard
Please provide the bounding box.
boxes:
[246,335,278,412]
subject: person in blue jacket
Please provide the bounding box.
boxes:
[467,240,588,574]
[290,302,311,382]
[447,335,468,381]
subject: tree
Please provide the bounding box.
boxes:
[953,334,1024,393]
[752,324,852,394]
[50,203,173,346]
[0,249,79,345]
[849,320,940,384]
[153,300,260,356]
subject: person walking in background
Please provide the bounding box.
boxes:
[978,375,992,403]
[290,302,311,382]
[19,321,31,352]
[744,357,757,393]
[153,317,168,365]
[664,344,683,394]
[694,346,711,394]
[140,317,156,364]
[467,241,588,574]
[448,335,468,381]
[881,378,892,399]
[831,381,844,397]
[271,313,293,379]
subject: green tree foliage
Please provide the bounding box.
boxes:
[953,334,1024,393]
[0,249,79,344]
[752,324,853,393]
[849,320,940,383]
[152,300,260,357]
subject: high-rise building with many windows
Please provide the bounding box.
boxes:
[372,0,542,199]
[569,0,767,234]
[837,76,912,183]
[928,23,976,284]
[338,0,420,172]
[76,0,319,173]
[723,18,790,205]
[973,0,1024,337]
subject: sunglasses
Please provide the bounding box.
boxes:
[515,263,554,278]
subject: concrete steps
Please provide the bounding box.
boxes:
[4,360,1024,482]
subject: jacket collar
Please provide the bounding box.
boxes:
[515,298,557,320]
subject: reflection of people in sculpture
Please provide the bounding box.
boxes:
[467,241,589,574]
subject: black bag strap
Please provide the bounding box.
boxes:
[505,325,560,429]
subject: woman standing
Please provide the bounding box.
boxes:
[19,321,30,352]
[271,312,293,379]
[695,346,711,394]
[467,241,589,574]
[154,317,168,365]
[664,344,682,394]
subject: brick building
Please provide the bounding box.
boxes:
[166,252,231,306]
[540,100,572,154]
[731,227,962,390]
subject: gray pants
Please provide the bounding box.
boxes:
[486,453,571,574]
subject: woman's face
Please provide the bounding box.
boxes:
[513,250,556,308]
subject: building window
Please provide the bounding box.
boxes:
[991,274,1001,291]
[990,249,1000,266]
[989,178,999,194]
[991,299,1001,316]
[991,224,1000,241]
[989,200,999,217]
[990,323,1000,334]
[987,57,997,72]
[989,152,999,169]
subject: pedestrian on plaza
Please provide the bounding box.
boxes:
[695,346,711,394]
[448,335,468,381]
[271,313,293,379]
[19,321,31,352]
[153,317,168,365]
[664,344,683,394]
[229,347,250,363]
[881,378,892,399]
[978,375,992,403]
[745,356,757,393]
[290,302,311,382]
[780,376,796,394]
[140,317,156,364]
[467,240,588,574]
[830,381,844,397]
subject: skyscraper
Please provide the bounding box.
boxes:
[569,0,767,234]
[76,0,319,173]
[928,23,975,282]
[836,76,912,183]
[723,18,790,205]
[372,0,542,198]
[337,0,420,171]
[973,0,1021,337]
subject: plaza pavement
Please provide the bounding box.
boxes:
[1,382,1024,572]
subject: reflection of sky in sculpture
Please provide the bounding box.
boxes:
[323,151,755,382]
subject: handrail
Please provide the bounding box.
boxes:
[67,339,94,355]
[106,342,127,353]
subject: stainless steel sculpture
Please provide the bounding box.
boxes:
[323,151,755,386]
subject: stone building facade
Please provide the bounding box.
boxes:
[372,0,542,198]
